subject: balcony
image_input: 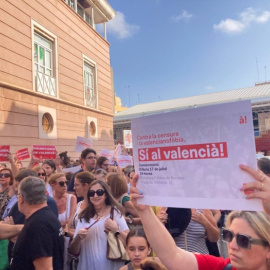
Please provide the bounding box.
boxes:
[35,71,56,97]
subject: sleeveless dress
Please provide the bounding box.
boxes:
[58,194,72,270]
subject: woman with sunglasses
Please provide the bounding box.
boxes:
[49,173,77,270]
[69,180,129,270]
[32,165,49,194]
[129,165,270,270]
[0,167,14,220]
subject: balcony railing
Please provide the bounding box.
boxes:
[35,71,56,97]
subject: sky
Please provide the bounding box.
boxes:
[99,0,270,107]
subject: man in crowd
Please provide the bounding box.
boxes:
[7,169,58,224]
[68,148,97,195]
[96,156,109,172]
[10,177,64,270]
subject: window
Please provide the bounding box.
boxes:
[42,113,54,133]
[32,22,58,97]
[77,3,84,18]
[89,121,96,136]
[67,0,75,10]
[85,12,92,25]
[64,0,92,27]
[84,60,97,109]
[38,106,57,139]
[87,117,98,139]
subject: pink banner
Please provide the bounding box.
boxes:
[33,145,56,160]
[16,148,30,161]
[0,145,10,161]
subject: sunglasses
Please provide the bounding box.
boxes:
[89,189,105,197]
[222,228,269,249]
[0,173,11,178]
[38,173,46,177]
[57,181,67,187]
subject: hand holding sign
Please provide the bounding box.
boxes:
[240,164,270,216]
[129,174,149,212]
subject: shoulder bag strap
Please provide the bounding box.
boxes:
[110,206,114,220]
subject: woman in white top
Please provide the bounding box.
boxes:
[69,180,129,270]
[69,171,96,236]
[49,173,77,270]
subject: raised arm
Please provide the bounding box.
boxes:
[130,175,198,270]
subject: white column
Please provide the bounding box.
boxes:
[91,7,95,29]
[104,22,107,40]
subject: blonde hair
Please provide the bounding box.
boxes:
[226,211,270,246]
[48,173,65,185]
[32,165,47,183]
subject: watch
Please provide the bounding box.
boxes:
[114,227,120,236]
[128,216,133,224]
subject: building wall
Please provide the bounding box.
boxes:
[255,112,270,154]
[0,0,115,161]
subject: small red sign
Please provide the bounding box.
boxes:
[0,145,10,161]
[32,145,57,160]
[16,148,30,161]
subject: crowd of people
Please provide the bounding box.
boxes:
[0,148,269,270]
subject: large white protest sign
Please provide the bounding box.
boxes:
[132,100,261,211]
[75,136,92,152]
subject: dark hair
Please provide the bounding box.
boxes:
[79,180,123,223]
[140,258,168,270]
[15,169,38,182]
[75,171,95,185]
[59,151,70,167]
[43,160,56,172]
[257,158,270,175]
[126,227,150,247]
[0,167,14,186]
[96,156,109,167]
[81,148,97,160]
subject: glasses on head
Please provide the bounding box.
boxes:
[222,228,269,249]
[38,173,46,177]
[57,181,67,187]
[0,173,11,178]
[88,189,105,197]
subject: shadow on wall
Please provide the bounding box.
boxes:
[0,96,114,161]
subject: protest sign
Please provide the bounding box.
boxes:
[62,165,81,174]
[0,145,10,161]
[99,149,114,164]
[132,100,260,211]
[117,155,133,168]
[16,148,30,161]
[32,145,56,160]
[123,130,133,148]
[75,136,92,152]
